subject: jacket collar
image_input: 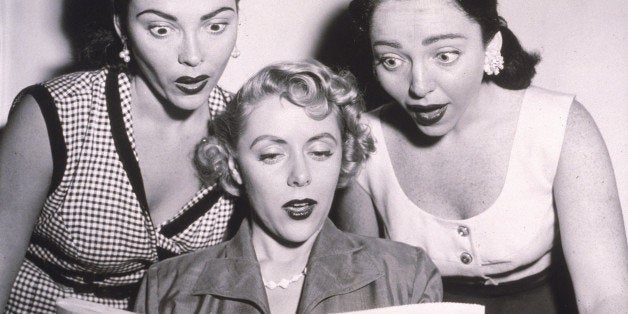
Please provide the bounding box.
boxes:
[191,218,383,314]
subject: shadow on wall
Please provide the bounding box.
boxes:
[52,0,119,76]
[313,8,391,110]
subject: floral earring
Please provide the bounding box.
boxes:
[119,38,131,63]
[483,32,504,76]
[484,49,504,75]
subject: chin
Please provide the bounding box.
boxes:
[170,93,211,111]
[415,123,453,138]
[277,220,325,245]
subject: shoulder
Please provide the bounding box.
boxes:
[345,232,434,270]
[42,68,108,100]
[148,241,231,275]
[524,85,574,111]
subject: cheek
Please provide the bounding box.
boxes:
[376,69,408,97]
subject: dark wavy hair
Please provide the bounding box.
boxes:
[195,60,376,196]
[349,0,540,90]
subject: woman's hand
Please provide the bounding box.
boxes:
[554,100,628,313]
[0,95,52,311]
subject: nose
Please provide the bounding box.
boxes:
[178,33,203,67]
[409,62,434,99]
[288,155,312,187]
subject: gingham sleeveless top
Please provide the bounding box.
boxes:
[7,68,235,313]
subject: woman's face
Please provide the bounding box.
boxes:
[370,0,487,137]
[236,96,342,244]
[122,0,237,111]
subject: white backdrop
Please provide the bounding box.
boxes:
[1,0,627,231]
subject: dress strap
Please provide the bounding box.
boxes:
[11,84,67,195]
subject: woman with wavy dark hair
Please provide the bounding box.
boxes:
[134,60,442,313]
[335,0,628,313]
[0,0,240,311]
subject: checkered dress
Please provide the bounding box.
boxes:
[6,68,234,313]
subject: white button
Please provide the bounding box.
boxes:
[460,252,473,264]
[457,226,470,237]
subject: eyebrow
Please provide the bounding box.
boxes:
[372,40,401,49]
[250,135,287,149]
[249,132,338,149]
[308,133,338,145]
[422,33,467,45]
[136,7,235,21]
[373,33,467,48]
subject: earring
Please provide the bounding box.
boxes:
[484,49,504,75]
[230,46,241,59]
[119,39,131,63]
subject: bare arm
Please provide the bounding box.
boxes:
[332,180,380,237]
[553,100,628,313]
[0,95,53,311]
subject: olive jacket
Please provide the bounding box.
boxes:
[135,218,442,313]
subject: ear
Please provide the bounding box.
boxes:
[228,157,243,185]
[113,14,124,39]
[487,31,503,53]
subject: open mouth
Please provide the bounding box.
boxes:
[175,75,209,95]
[407,103,448,126]
[282,199,317,220]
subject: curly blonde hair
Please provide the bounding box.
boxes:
[195,60,375,196]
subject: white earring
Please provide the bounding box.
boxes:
[228,157,242,185]
[230,46,241,59]
[119,39,130,63]
[484,49,504,75]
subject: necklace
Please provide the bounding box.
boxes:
[263,267,307,290]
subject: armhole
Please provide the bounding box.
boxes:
[13,85,67,195]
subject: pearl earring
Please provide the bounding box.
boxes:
[119,39,131,63]
[230,46,241,59]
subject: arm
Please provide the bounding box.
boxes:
[134,267,158,314]
[331,180,380,237]
[0,95,53,311]
[411,248,442,303]
[553,100,628,313]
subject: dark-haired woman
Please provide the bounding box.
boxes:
[335,0,628,313]
[0,0,240,312]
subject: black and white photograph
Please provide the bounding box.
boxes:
[1,1,626,313]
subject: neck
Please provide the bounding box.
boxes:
[130,75,210,130]
[251,221,320,265]
[453,82,501,133]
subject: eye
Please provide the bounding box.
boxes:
[149,25,173,38]
[377,56,404,70]
[309,150,333,161]
[205,23,228,34]
[435,51,460,64]
[259,153,284,165]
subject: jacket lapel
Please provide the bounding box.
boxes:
[298,220,384,313]
[190,219,271,313]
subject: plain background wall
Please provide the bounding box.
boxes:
[1,0,626,232]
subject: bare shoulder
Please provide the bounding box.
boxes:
[560,99,608,160]
[1,94,50,155]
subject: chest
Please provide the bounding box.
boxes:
[134,128,205,226]
[384,119,518,220]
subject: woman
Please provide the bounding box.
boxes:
[0,0,240,311]
[134,61,442,314]
[335,0,628,313]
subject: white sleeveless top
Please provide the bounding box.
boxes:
[356,86,573,285]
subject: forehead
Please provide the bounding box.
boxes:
[128,0,236,17]
[371,0,478,39]
[241,96,341,141]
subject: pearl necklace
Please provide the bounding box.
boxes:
[263,267,307,290]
